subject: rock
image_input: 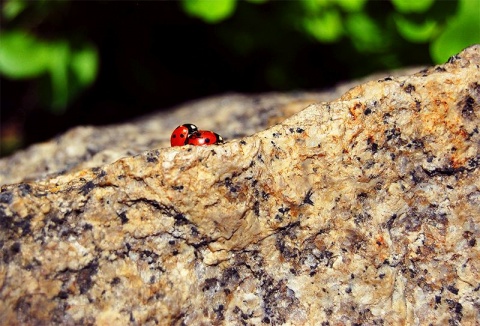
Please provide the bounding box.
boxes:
[0,45,479,325]
[0,92,325,186]
[0,68,420,186]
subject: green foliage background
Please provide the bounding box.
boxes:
[0,0,479,155]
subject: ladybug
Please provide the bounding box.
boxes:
[187,130,223,146]
[171,123,198,146]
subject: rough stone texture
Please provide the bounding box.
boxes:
[0,93,323,186]
[0,68,419,186]
[0,46,479,325]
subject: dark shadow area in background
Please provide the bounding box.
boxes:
[1,1,433,157]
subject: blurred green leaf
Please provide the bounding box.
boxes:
[71,44,99,87]
[336,0,367,12]
[47,41,70,111]
[3,0,27,20]
[0,30,99,112]
[181,0,236,23]
[345,12,388,52]
[0,31,50,78]
[391,0,435,13]
[303,9,343,42]
[394,15,438,43]
[431,0,480,63]
[1,0,477,119]
[301,0,329,12]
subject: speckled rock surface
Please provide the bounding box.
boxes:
[0,68,419,187]
[0,93,323,186]
[1,45,479,325]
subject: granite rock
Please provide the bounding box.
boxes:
[0,45,479,325]
[0,92,324,186]
[0,68,419,186]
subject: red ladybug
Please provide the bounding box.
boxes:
[187,130,223,146]
[171,124,198,146]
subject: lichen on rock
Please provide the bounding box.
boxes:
[0,45,479,325]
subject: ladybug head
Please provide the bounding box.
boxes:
[214,133,224,143]
[182,124,198,134]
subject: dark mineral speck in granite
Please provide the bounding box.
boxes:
[446,299,463,315]
[111,277,121,285]
[14,215,32,236]
[460,95,476,118]
[224,177,239,193]
[190,226,199,237]
[447,54,461,64]
[447,285,459,295]
[80,181,96,195]
[146,154,158,163]
[117,212,129,224]
[57,290,69,299]
[254,201,260,216]
[18,183,32,196]
[77,261,99,294]
[0,191,13,204]
[213,304,225,321]
[174,213,190,226]
[10,242,21,254]
[367,138,379,153]
[404,84,416,93]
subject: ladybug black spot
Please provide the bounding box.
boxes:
[205,138,211,143]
